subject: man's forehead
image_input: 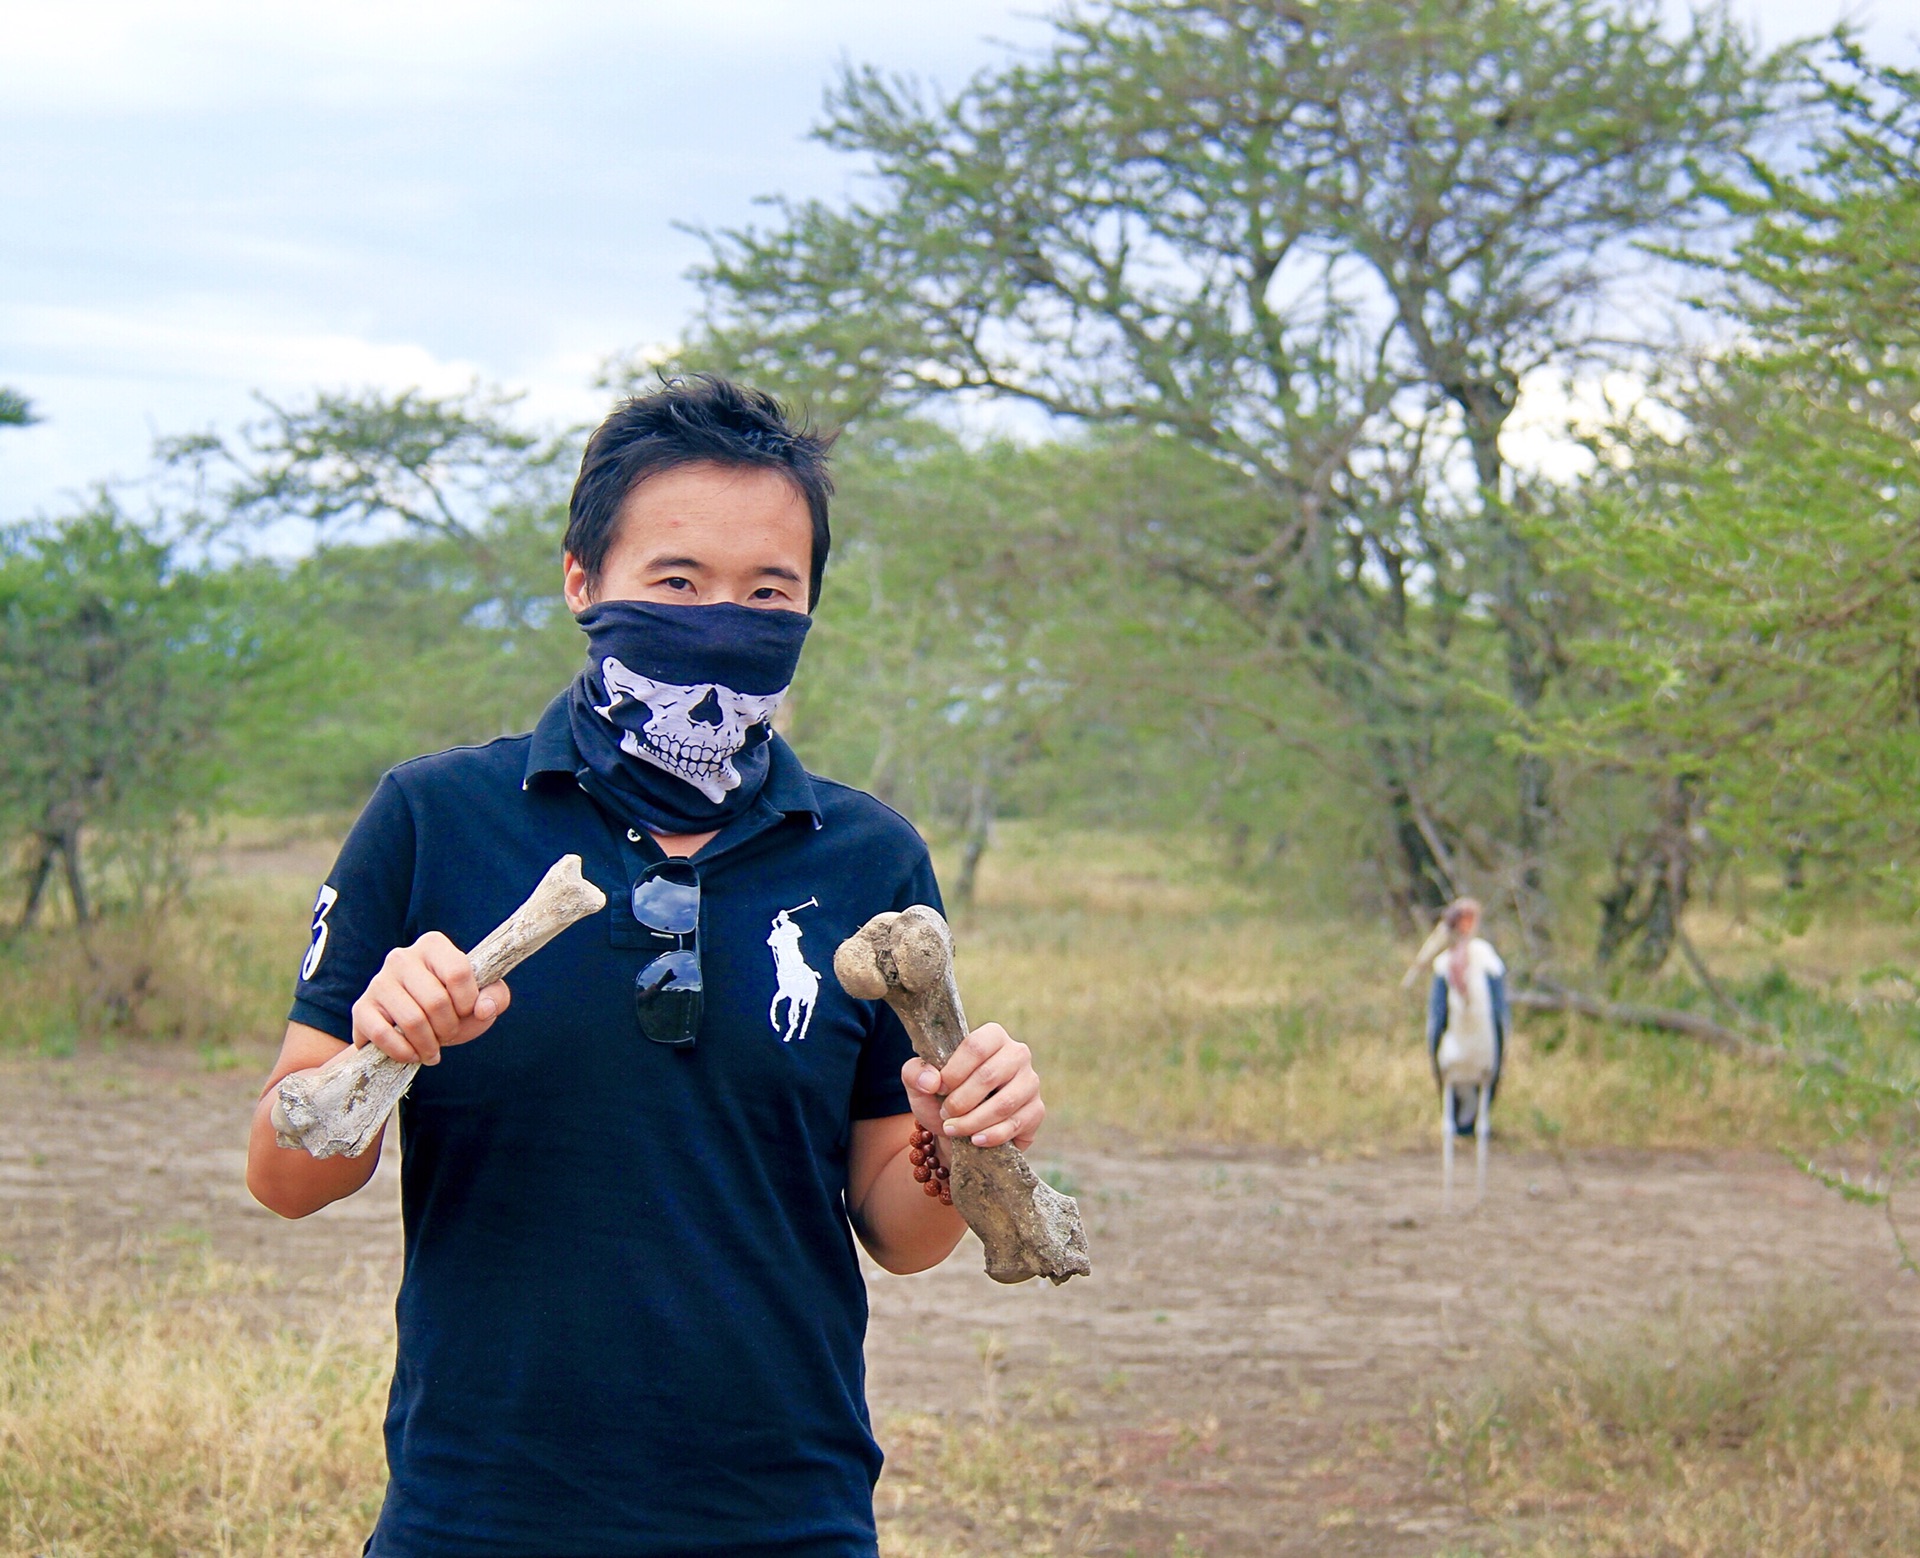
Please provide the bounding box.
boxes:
[638,549,802,581]
[619,460,806,513]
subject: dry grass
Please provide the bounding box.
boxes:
[946,825,1913,1156]
[1431,1283,1920,1556]
[0,1254,1137,1558]
[876,1412,1136,1558]
[8,816,1914,1162]
[2,822,1915,1554]
[0,868,306,1065]
[0,1259,388,1558]
[4,1260,1907,1558]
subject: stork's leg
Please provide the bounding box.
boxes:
[1475,1085,1491,1204]
[1442,1089,1456,1214]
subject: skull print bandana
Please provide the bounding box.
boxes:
[566,600,812,836]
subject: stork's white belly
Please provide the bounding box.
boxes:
[1436,997,1497,1087]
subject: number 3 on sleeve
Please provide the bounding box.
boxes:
[302,885,339,981]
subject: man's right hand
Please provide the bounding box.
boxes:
[354,932,511,1066]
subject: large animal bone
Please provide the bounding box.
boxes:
[835,906,1091,1285]
[273,855,607,1159]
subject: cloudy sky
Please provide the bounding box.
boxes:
[2,1,1913,519]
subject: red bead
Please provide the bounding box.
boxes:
[934,1164,950,1180]
[923,1178,944,1198]
[913,1164,933,1183]
[908,1147,927,1167]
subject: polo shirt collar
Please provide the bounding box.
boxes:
[523,693,578,788]
[523,692,822,826]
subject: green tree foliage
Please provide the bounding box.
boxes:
[801,431,1187,898]
[182,390,586,813]
[0,387,36,429]
[797,431,1099,903]
[0,504,239,925]
[687,0,1780,939]
[1549,46,1920,961]
[214,519,584,815]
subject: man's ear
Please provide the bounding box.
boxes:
[562,552,593,613]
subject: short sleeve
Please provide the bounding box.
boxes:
[287,774,418,1042]
[848,846,945,1121]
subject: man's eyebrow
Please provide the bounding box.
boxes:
[643,554,707,572]
[757,565,804,583]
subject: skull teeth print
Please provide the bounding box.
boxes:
[593,657,788,805]
[622,729,737,781]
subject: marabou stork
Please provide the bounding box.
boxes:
[1402,898,1508,1210]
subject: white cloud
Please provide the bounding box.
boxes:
[2,301,484,393]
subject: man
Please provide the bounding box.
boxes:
[245,376,1048,1557]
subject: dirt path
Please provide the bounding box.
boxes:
[4,1047,1915,1556]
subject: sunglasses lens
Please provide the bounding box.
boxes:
[631,871,699,934]
[635,949,702,1046]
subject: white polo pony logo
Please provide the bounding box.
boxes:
[767,898,821,1043]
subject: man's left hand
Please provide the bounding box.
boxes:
[901,1023,1046,1151]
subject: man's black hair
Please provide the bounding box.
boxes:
[566,375,835,608]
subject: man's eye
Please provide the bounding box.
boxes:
[751,587,782,600]
[662,577,694,592]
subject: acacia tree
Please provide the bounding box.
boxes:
[168,387,586,810]
[1548,45,1920,967]
[0,504,234,926]
[163,386,549,572]
[688,0,1777,944]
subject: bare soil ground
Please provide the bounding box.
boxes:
[4,1046,1916,1557]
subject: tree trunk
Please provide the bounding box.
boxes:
[1595,775,1696,975]
[15,828,89,929]
[17,838,55,929]
[1783,845,1806,893]
[1634,861,1683,974]
[1467,407,1555,958]
[1595,854,1638,968]
[1224,820,1252,874]
[60,827,90,924]
[1384,773,1454,913]
[951,769,995,911]
[1511,725,1553,954]
[866,722,899,809]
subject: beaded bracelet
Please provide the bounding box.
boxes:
[908,1124,953,1207]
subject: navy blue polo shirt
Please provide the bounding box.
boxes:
[288,694,940,1558]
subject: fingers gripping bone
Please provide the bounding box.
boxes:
[272,855,608,1160]
[835,906,1091,1285]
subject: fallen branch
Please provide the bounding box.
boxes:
[1511,984,1804,1069]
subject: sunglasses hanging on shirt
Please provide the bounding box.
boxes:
[631,859,702,1047]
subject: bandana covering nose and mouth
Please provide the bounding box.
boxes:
[566,600,812,836]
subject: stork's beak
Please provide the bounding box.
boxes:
[1401,920,1451,987]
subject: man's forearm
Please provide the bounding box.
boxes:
[851,1144,967,1275]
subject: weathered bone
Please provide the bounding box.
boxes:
[835,906,1091,1285]
[272,854,607,1159]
